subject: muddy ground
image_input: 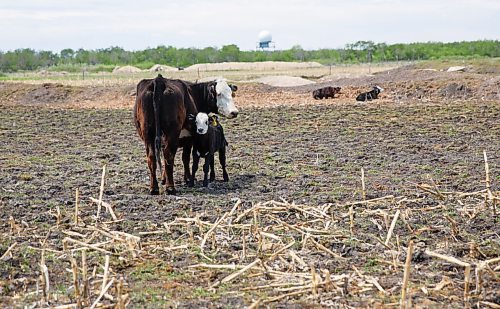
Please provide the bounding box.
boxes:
[0,65,499,308]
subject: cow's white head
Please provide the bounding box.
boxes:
[195,113,209,135]
[214,79,239,118]
[375,85,384,92]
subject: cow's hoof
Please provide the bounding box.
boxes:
[203,181,209,187]
[187,181,194,187]
[150,188,160,195]
[166,187,177,195]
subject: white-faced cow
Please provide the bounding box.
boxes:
[356,86,384,102]
[164,78,238,186]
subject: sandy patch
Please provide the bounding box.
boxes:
[250,75,316,87]
[185,61,323,72]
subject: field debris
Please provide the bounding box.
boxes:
[1,160,498,307]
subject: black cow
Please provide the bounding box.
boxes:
[133,74,197,195]
[189,113,229,187]
[168,79,238,185]
[356,86,384,102]
[313,86,341,99]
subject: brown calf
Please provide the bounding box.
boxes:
[312,86,341,100]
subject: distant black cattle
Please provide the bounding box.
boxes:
[189,113,229,187]
[313,86,341,99]
[356,86,384,102]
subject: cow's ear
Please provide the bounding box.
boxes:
[229,84,238,92]
[187,113,196,121]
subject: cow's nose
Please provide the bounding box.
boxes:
[230,111,238,118]
[198,129,203,133]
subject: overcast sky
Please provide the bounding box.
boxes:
[1,0,498,52]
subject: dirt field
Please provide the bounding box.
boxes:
[0,63,499,308]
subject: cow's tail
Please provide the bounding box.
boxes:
[153,76,163,177]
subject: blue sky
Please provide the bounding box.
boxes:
[0,0,498,52]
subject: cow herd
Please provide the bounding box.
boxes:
[134,74,384,195]
[133,74,238,195]
[312,85,384,102]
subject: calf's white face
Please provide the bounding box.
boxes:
[375,86,384,92]
[195,113,209,135]
[215,79,239,118]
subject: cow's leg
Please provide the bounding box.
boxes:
[202,155,211,187]
[164,143,178,195]
[161,168,166,185]
[146,143,159,195]
[209,154,216,182]
[182,142,193,184]
[161,146,167,185]
[189,149,200,187]
[219,147,229,182]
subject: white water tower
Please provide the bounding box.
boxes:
[257,30,275,51]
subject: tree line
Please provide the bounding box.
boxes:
[0,40,498,72]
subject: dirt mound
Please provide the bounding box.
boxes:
[149,64,178,72]
[185,61,323,72]
[112,65,142,73]
[0,82,134,108]
[0,83,80,105]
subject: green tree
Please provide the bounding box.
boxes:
[60,48,74,63]
[220,44,240,62]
